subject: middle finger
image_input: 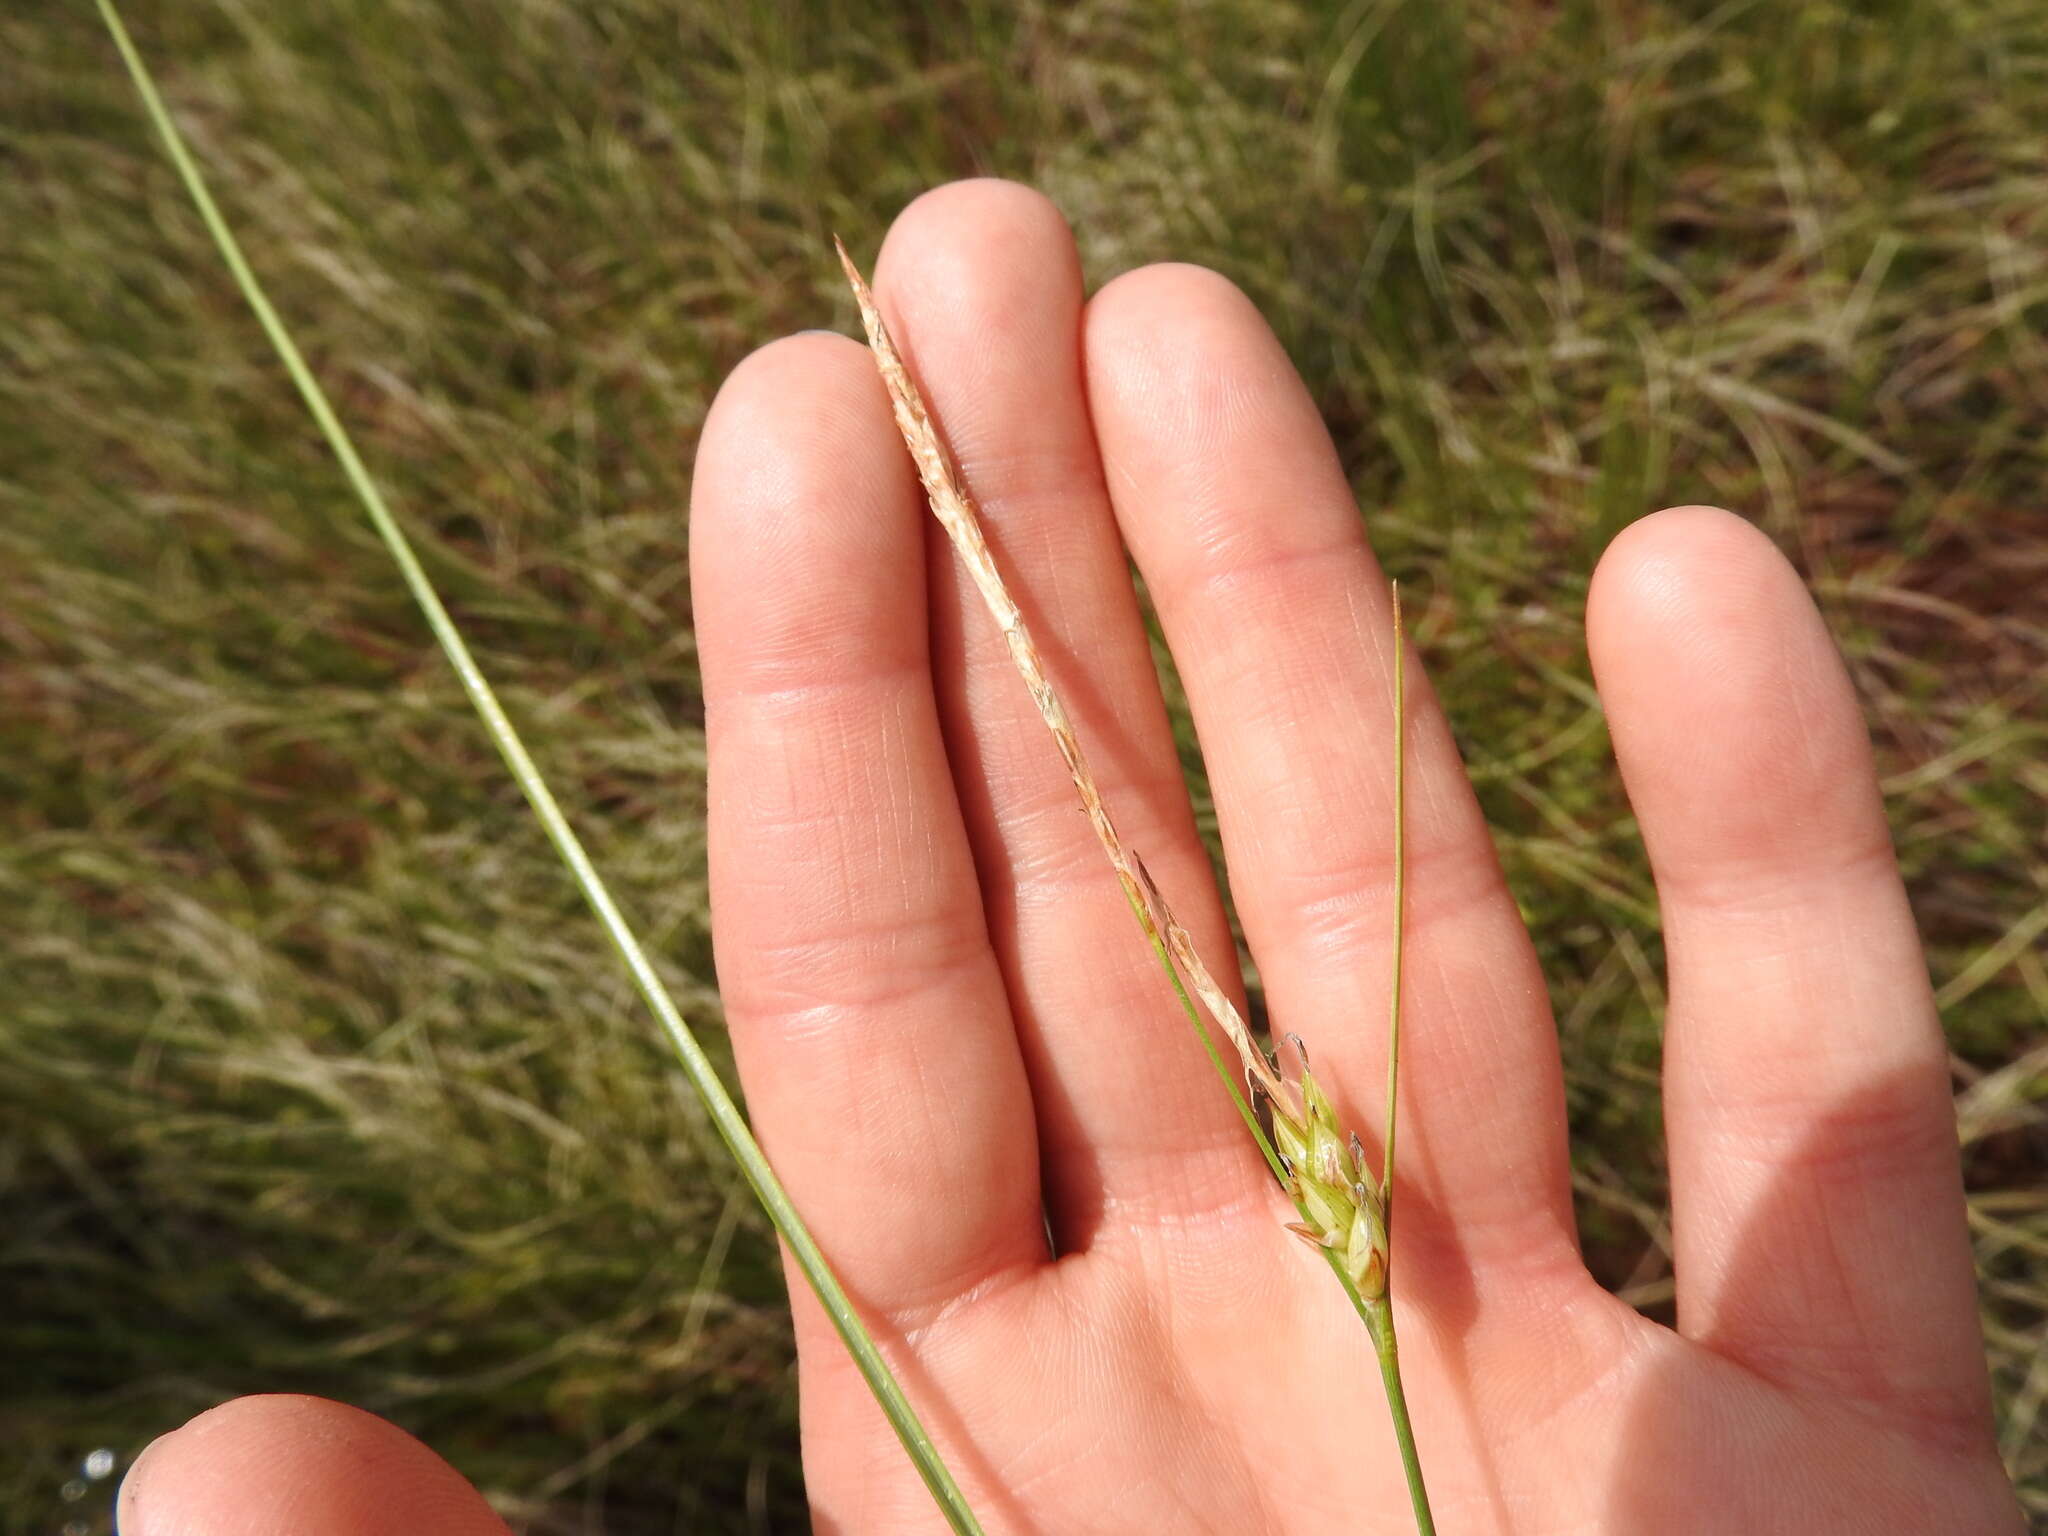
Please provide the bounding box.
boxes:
[872,181,1272,1251]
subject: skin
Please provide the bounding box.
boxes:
[116,180,2023,1536]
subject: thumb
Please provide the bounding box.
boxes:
[118,1395,510,1536]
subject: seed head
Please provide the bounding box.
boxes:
[1273,1050,1388,1299]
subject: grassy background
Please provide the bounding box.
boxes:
[4,0,2045,1529]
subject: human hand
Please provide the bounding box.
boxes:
[116,179,2023,1536]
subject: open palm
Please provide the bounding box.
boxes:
[118,181,2021,1536]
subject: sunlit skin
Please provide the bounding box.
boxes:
[115,181,2022,1536]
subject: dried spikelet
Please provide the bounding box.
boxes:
[834,237,1149,925]
[1129,852,1291,1113]
[835,237,1389,1302]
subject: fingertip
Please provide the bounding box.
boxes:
[690,329,925,698]
[116,1421,177,1532]
[876,178,1078,315]
[1084,261,1345,585]
[114,1395,508,1536]
[1086,259,1253,343]
[1587,505,1882,896]
[1083,261,1276,429]
[1588,505,1795,668]
[869,179,1086,482]
[695,331,883,510]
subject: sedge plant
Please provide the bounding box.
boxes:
[837,242,1436,1535]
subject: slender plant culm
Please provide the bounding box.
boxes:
[93,5,986,1531]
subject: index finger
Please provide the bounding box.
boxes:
[692,334,1046,1327]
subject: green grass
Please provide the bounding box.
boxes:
[3,0,2045,1529]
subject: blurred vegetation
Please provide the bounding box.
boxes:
[3,0,2044,1529]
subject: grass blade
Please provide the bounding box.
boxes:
[1382,584,1407,1213]
[1371,584,1434,1536]
[92,5,984,1529]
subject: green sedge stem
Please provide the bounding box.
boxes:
[1373,1297,1437,1536]
[94,5,983,1529]
[1376,581,1433,1533]
[1382,581,1407,1219]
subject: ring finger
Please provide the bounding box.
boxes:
[1084,263,1581,1301]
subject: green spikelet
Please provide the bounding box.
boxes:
[1272,1051,1389,1299]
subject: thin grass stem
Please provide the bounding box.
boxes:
[1382,584,1407,1216]
[1370,585,1434,1533]
[1375,1310,1436,1536]
[94,7,984,1530]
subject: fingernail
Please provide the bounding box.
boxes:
[796,327,843,338]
